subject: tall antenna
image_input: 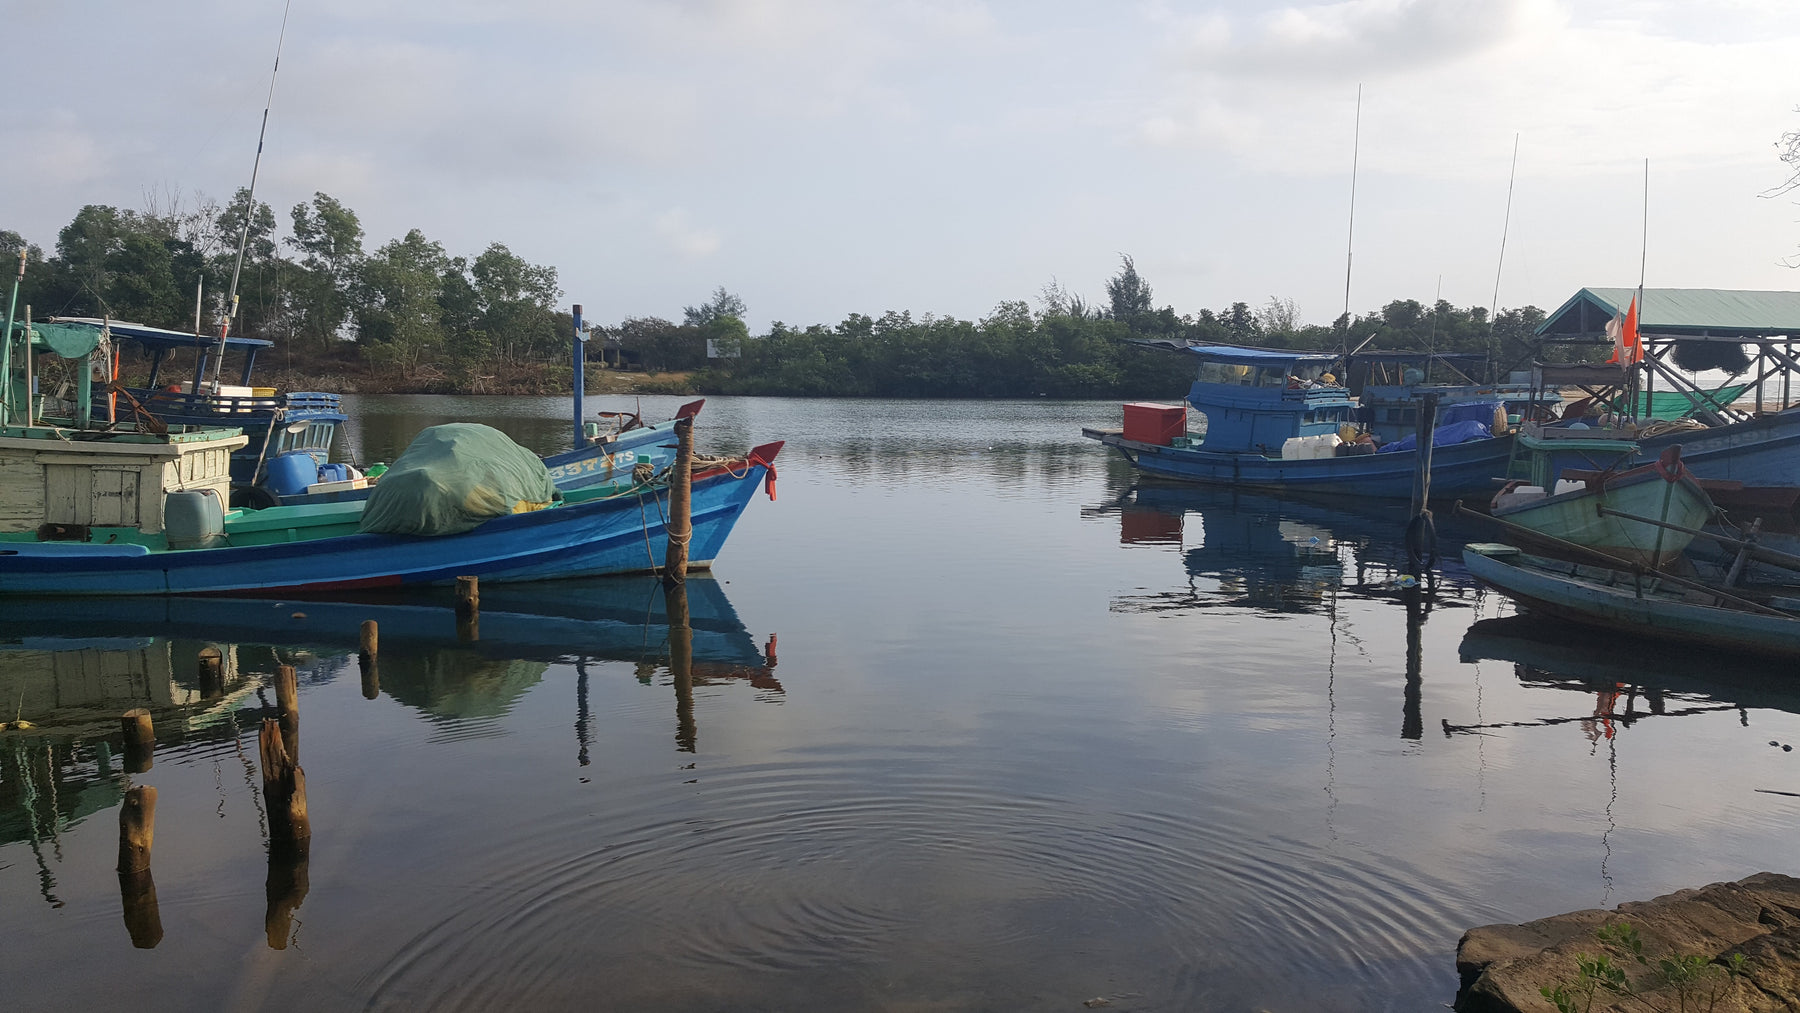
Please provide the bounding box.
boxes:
[1487,133,1520,380]
[1638,157,1649,302]
[213,0,293,389]
[1341,84,1361,355]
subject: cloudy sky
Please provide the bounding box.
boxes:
[7,0,1800,330]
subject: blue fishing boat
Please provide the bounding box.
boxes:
[1083,344,1515,499]
[0,437,782,596]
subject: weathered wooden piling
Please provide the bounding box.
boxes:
[258,718,310,841]
[117,785,157,874]
[359,619,380,698]
[117,869,163,949]
[274,664,300,761]
[121,707,154,773]
[456,576,480,642]
[197,647,223,699]
[662,416,694,587]
[1404,392,1441,576]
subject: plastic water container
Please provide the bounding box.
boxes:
[265,452,318,497]
[317,462,352,483]
[1281,437,1307,460]
[1554,479,1588,496]
[165,490,224,548]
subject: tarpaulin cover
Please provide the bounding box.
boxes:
[358,423,556,536]
[1375,419,1492,454]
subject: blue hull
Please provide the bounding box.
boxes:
[1634,408,1800,486]
[0,460,773,596]
[1088,430,1515,499]
[0,575,767,668]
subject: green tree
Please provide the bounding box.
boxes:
[1105,255,1154,327]
[355,229,448,378]
[287,192,364,347]
[469,243,560,362]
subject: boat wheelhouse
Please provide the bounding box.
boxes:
[53,317,346,500]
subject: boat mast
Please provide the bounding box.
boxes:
[1486,133,1519,383]
[212,0,293,391]
[1340,84,1361,359]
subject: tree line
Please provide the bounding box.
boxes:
[690,257,1553,398]
[5,197,1557,397]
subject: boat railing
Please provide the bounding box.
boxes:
[134,389,344,419]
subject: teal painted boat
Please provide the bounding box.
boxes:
[1463,544,1800,658]
[1488,444,1715,568]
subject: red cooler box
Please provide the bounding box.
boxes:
[1122,402,1187,445]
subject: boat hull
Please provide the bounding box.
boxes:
[1635,408,1800,486]
[1490,469,1714,568]
[1463,546,1800,658]
[1084,429,1515,499]
[0,458,773,596]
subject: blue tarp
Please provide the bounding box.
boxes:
[1178,344,1340,367]
[1375,419,1492,454]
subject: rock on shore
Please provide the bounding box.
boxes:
[1455,872,1800,1012]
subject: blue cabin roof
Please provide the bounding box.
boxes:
[1175,343,1342,368]
[49,317,273,352]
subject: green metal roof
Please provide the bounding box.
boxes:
[1536,287,1800,339]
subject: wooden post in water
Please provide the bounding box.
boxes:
[662,416,694,587]
[121,708,154,773]
[274,664,299,762]
[457,575,480,642]
[198,647,223,699]
[117,785,157,874]
[359,619,380,699]
[1404,393,1440,576]
[666,580,696,752]
[258,718,310,842]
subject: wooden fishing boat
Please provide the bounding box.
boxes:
[1488,444,1715,568]
[1083,344,1516,499]
[0,440,781,596]
[1462,543,1800,658]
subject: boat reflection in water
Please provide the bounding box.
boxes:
[1088,481,1496,743]
[1089,482,1489,614]
[0,575,778,931]
[1456,615,1800,735]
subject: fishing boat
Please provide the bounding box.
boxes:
[1082,344,1516,499]
[0,436,781,596]
[1462,543,1800,658]
[0,299,780,594]
[1488,443,1715,568]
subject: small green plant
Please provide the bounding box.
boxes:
[1538,921,1748,1013]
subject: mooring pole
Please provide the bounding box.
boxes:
[456,575,480,642]
[572,303,587,450]
[359,619,380,699]
[662,416,694,586]
[1405,393,1440,575]
[121,708,155,774]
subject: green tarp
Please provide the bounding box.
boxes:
[358,423,556,536]
[1611,385,1748,420]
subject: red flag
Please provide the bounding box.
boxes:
[1622,297,1640,363]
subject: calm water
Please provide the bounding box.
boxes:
[4,396,1799,1011]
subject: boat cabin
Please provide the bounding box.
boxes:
[1181,345,1354,455]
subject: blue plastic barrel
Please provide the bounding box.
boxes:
[265,452,318,496]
